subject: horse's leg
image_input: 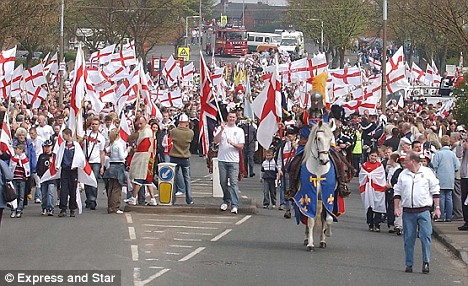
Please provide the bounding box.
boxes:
[304,224,309,246]
[306,217,315,251]
[316,202,327,248]
[324,211,333,237]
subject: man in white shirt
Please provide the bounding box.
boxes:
[36,115,54,141]
[214,111,245,214]
[83,117,106,210]
[100,115,116,148]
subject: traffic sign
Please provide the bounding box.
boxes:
[221,15,228,27]
[159,166,174,181]
[178,47,190,61]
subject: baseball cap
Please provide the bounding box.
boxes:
[178,114,189,122]
[43,139,54,147]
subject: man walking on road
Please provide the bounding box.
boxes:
[214,111,245,214]
[394,151,441,274]
[170,113,194,204]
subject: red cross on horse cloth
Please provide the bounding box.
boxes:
[330,66,362,86]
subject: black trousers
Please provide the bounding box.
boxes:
[461,178,468,224]
[367,207,382,227]
[386,189,395,227]
[60,168,78,211]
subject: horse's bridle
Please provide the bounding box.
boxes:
[311,129,330,163]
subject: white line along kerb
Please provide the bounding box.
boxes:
[211,229,232,242]
[235,215,252,225]
[128,227,136,240]
[125,213,133,224]
[179,247,206,262]
[131,245,139,261]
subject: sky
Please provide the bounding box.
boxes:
[214,0,289,6]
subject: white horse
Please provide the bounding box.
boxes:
[294,119,337,251]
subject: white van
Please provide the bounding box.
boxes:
[280,31,304,57]
[247,32,281,53]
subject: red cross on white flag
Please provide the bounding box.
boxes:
[89,44,116,65]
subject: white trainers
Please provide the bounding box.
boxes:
[148,198,158,206]
[220,203,228,211]
[175,192,184,197]
[35,198,41,204]
[231,207,238,214]
[116,210,124,214]
[126,196,137,205]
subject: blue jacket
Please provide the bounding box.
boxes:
[12,138,37,173]
[432,146,460,189]
[0,159,13,209]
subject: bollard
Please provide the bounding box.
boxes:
[158,162,177,205]
[212,158,223,198]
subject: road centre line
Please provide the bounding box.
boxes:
[169,245,193,248]
[145,258,159,261]
[174,238,202,242]
[179,247,206,262]
[143,224,218,230]
[128,227,136,240]
[165,252,181,255]
[149,266,164,269]
[177,232,213,236]
[141,219,231,224]
[125,214,133,224]
[235,215,252,225]
[131,245,139,261]
[143,237,160,240]
[211,229,232,242]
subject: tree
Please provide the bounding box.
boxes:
[453,74,468,126]
[287,0,374,68]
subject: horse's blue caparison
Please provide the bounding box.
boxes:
[293,158,337,224]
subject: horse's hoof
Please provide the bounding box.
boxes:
[303,239,308,246]
[307,246,315,252]
[319,242,326,248]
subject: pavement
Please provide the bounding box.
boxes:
[123,160,468,267]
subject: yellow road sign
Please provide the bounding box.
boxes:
[178,47,190,61]
[221,15,228,26]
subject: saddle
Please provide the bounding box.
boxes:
[284,149,354,200]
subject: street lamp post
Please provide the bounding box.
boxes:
[185,16,200,47]
[307,18,323,53]
[381,0,388,113]
[59,0,64,107]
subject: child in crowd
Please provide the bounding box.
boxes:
[260,149,279,209]
[386,152,403,234]
[9,144,30,218]
[37,140,56,216]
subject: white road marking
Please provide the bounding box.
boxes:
[143,224,218,230]
[125,213,133,224]
[174,238,202,242]
[134,213,235,220]
[179,247,206,262]
[235,215,252,225]
[211,229,232,242]
[141,219,230,224]
[145,244,154,246]
[169,245,193,248]
[134,267,170,286]
[148,266,164,269]
[165,252,181,255]
[241,195,248,199]
[128,227,136,240]
[145,251,151,254]
[131,245,139,261]
[142,237,160,240]
[145,258,159,261]
[144,230,166,233]
[177,232,213,236]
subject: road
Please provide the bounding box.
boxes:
[0,156,467,286]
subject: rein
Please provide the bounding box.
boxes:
[311,129,330,164]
